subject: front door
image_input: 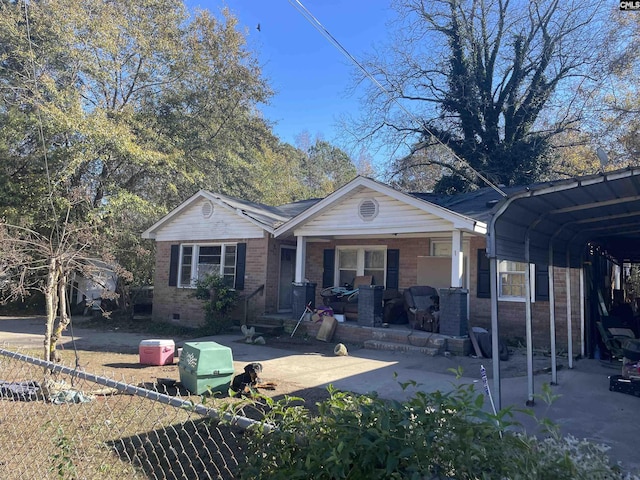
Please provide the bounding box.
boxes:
[278,247,296,312]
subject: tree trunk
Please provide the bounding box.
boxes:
[50,269,70,363]
[43,258,58,363]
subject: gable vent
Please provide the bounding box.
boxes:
[201,201,214,218]
[358,198,379,221]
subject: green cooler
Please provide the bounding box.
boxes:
[178,341,234,395]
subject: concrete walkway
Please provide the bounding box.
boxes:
[209,333,640,475]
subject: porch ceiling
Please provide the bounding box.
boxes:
[488,167,640,267]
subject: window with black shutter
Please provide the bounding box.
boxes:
[535,263,549,301]
[477,249,491,298]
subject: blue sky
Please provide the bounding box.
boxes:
[187,0,395,160]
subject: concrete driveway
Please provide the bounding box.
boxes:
[1,315,638,475]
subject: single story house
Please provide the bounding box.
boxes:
[143,168,640,407]
[142,176,594,350]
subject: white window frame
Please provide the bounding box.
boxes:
[178,243,237,288]
[431,240,452,257]
[498,260,536,302]
[335,245,387,287]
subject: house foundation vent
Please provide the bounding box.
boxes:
[358,198,378,221]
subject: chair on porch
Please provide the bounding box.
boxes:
[320,275,373,320]
[403,286,440,332]
[596,321,636,361]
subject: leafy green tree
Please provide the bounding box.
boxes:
[356,0,609,192]
[244,136,309,205]
[595,5,640,167]
[386,144,457,193]
[295,134,357,197]
[0,0,279,357]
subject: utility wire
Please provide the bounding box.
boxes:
[22,0,61,217]
[288,0,507,197]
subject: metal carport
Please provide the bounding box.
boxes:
[486,167,640,409]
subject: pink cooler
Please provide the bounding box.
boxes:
[139,339,175,366]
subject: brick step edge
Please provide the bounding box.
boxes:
[246,323,284,336]
[363,340,441,356]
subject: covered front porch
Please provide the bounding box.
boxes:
[272,177,488,337]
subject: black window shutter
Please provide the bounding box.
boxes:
[535,264,549,301]
[168,244,180,287]
[235,243,247,290]
[322,249,335,288]
[386,249,400,290]
[477,249,491,298]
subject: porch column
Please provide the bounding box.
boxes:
[450,229,464,288]
[295,235,306,283]
[292,235,315,320]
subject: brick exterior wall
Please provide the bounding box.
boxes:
[305,237,431,295]
[152,236,278,328]
[468,236,583,354]
[152,233,584,353]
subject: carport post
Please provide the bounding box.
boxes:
[580,261,586,358]
[548,247,558,385]
[524,235,535,405]
[566,250,573,369]
[489,256,501,410]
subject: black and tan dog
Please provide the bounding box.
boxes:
[230,362,263,397]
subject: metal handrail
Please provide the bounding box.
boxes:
[243,284,265,325]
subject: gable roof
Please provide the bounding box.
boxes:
[274,176,489,237]
[142,178,506,242]
[142,190,320,239]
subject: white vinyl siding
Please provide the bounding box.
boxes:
[295,188,455,237]
[154,199,265,241]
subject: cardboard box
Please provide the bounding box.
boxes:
[139,339,175,366]
[316,316,337,342]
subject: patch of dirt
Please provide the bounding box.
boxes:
[49,348,331,414]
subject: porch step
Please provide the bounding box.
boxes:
[247,323,284,336]
[363,339,441,356]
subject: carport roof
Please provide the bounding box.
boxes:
[485,166,640,267]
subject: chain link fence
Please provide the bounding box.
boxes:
[0,347,263,479]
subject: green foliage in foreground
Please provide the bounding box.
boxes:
[233,380,633,480]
